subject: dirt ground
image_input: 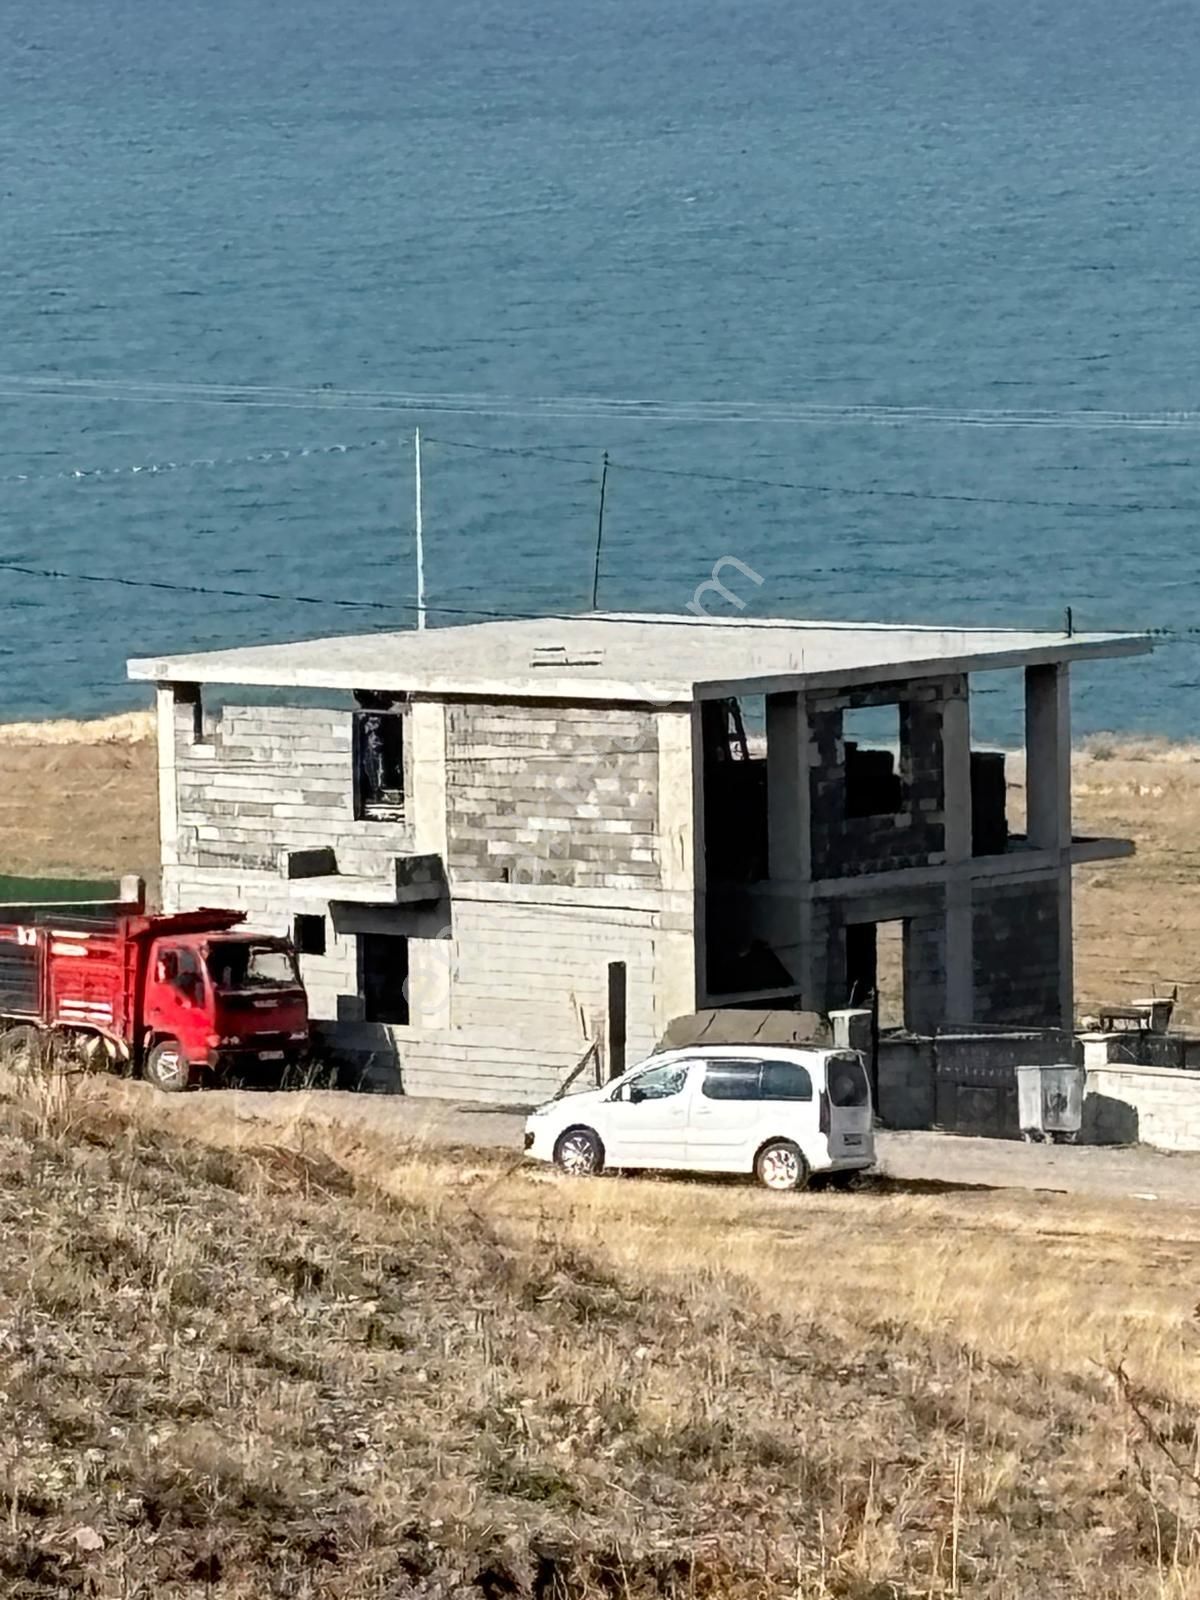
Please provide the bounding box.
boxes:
[5,1065,1200,1599]
[92,1075,1200,1207]
[0,715,1197,1022]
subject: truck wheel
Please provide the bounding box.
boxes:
[145,1039,190,1092]
[0,1024,41,1068]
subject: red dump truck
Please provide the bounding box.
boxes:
[0,900,309,1090]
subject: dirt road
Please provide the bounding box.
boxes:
[126,1083,1200,1207]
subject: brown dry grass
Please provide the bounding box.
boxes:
[0,716,158,893]
[3,1063,1200,1599]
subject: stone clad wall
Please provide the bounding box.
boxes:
[807,675,960,880]
[444,702,661,890]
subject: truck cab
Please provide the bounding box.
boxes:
[143,930,309,1090]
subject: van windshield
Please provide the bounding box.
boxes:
[206,942,299,992]
[827,1053,870,1108]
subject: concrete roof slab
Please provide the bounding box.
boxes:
[126,612,1150,703]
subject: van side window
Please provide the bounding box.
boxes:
[827,1054,870,1107]
[627,1062,688,1100]
[761,1061,814,1101]
[701,1062,761,1100]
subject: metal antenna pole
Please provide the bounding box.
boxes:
[415,428,426,631]
[590,450,609,610]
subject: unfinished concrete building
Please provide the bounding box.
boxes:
[128,615,1146,1102]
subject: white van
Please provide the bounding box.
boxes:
[524,1045,874,1190]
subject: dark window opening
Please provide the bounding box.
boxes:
[971,750,1009,856]
[354,706,406,820]
[701,695,767,882]
[843,705,903,818]
[293,914,327,957]
[359,932,409,1025]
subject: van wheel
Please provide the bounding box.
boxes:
[553,1127,604,1177]
[145,1039,190,1093]
[755,1139,809,1192]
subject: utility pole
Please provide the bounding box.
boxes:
[415,428,426,630]
[590,450,609,610]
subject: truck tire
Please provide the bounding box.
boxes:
[145,1038,190,1092]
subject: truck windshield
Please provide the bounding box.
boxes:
[206,942,298,992]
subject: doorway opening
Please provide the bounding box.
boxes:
[845,918,906,1030]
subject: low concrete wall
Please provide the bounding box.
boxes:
[1083,1063,1200,1152]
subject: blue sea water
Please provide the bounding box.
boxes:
[3,0,1200,738]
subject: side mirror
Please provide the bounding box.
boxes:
[628,1085,646,1105]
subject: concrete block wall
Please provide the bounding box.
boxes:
[808,675,960,880]
[444,702,660,890]
[160,693,689,1105]
[170,701,412,887]
[447,896,669,1058]
[971,876,1061,1026]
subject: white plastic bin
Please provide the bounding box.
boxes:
[1016,1064,1085,1143]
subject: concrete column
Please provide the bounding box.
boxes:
[1025,663,1073,1026]
[766,691,814,1001]
[690,702,708,1006]
[941,679,972,864]
[407,700,451,1029]
[944,882,974,1026]
[1025,664,1071,851]
[155,685,182,898]
[408,700,448,858]
[656,709,699,1020]
[941,678,975,1026]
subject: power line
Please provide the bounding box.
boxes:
[8,372,1200,429]
[426,435,1199,518]
[3,556,1198,643]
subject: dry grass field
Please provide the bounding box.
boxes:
[2,1065,1200,1599]
[4,717,1200,1595]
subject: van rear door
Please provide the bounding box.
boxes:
[823,1052,874,1159]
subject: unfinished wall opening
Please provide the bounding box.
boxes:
[293,913,327,958]
[966,667,1018,855]
[359,932,410,1024]
[173,683,207,745]
[701,695,767,883]
[843,704,902,818]
[353,693,406,821]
